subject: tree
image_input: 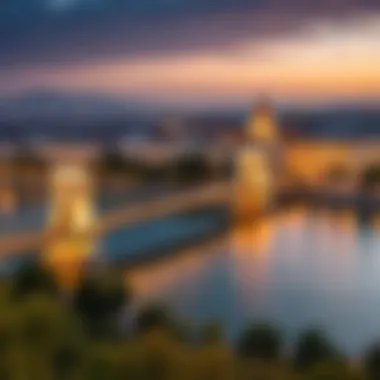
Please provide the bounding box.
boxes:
[135,304,170,334]
[237,323,282,361]
[305,361,364,380]
[200,322,223,345]
[18,294,67,349]
[53,340,84,380]
[72,267,131,338]
[195,322,235,380]
[83,344,123,380]
[11,260,59,300]
[363,342,380,380]
[294,329,337,370]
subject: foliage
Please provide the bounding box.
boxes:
[363,342,380,380]
[200,322,223,344]
[302,360,365,380]
[135,304,171,334]
[11,260,59,299]
[0,260,373,380]
[195,323,235,380]
[72,266,131,338]
[294,329,337,370]
[238,360,293,380]
[237,322,282,361]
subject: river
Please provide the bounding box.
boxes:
[127,206,380,355]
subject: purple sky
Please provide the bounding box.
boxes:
[1,0,379,107]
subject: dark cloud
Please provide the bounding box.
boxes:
[0,0,379,69]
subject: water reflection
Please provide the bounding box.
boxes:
[129,208,380,355]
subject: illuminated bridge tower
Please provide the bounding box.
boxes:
[233,97,280,220]
[43,147,98,287]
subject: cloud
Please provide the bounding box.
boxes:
[0,0,380,107]
[0,0,379,71]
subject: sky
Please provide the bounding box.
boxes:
[1,0,380,108]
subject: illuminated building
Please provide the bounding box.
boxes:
[233,97,278,219]
[284,140,380,187]
[246,96,279,145]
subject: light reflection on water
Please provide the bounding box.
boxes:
[128,207,380,355]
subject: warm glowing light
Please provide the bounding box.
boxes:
[246,99,278,144]
[0,190,16,214]
[234,147,272,217]
[0,159,16,214]
[233,98,278,219]
[49,163,95,233]
[44,160,96,286]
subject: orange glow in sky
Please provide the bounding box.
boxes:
[4,15,380,105]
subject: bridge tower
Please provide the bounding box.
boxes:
[233,97,280,220]
[42,146,98,287]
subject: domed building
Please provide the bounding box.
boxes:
[233,96,280,219]
[245,96,279,144]
[241,96,380,192]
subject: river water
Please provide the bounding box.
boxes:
[127,206,380,355]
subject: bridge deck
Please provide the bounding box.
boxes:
[0,182,232,258]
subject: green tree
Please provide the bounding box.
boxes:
[200,322,223,345]
[303,361,364,380]
[195,322,235,380]
[11,260,59,300]
[363,342,380,380]
[135,304,170,334]
[294,329,337,371]
[72,267,131,339]
[237,323,282,361]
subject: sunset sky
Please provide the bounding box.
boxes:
[1,0,380,107]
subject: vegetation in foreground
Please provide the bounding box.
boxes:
[0,260,378,379]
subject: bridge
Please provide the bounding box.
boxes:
[0,97,287,267]
[0,181,233,258]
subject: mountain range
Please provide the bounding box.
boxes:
[0,90,379,141]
